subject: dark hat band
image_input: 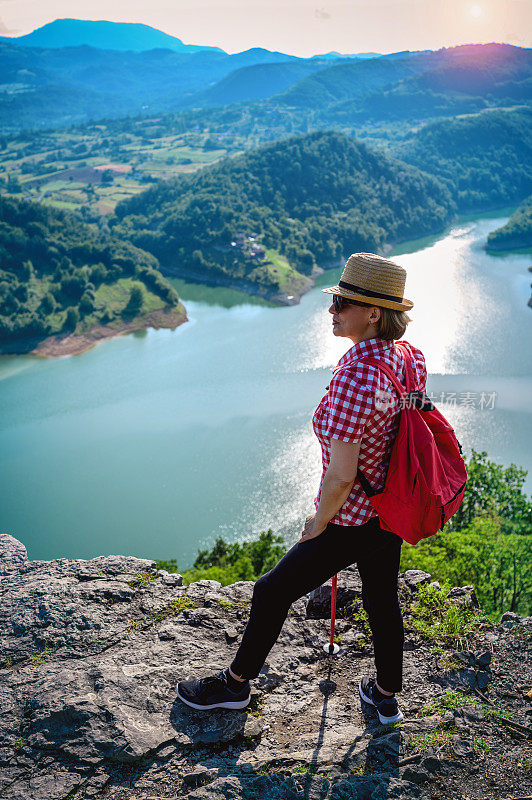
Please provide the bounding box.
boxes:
[338,280,404,303]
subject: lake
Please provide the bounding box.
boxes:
[1,211,531,566]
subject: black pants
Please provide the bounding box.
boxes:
[230,516,404,693]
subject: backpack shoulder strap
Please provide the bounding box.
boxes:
[354,346,413,497]
[357,356,407,397]
[395,340,416,392]
[357,341,415,395]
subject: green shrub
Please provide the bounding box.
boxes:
[156,530,286,587]
[401,449,532,618]
[401,516,531,618]
[448,449,531,536]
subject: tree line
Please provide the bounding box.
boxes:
[0,196,180,345]
[112,130,455,289]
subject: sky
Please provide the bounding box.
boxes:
[1,0,531,57]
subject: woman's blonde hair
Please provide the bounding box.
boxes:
[349,299,412,341]
[376,306,412,341]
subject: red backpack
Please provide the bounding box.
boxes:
[355,341,468,545]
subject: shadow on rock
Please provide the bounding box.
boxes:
[169,698,264,746]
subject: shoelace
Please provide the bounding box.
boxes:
[198,672,226,697]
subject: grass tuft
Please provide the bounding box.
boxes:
[409,583,492,649]
[13,736,27,752]
[128,571,158,589]
[407,729,455,753]
[29,644,58,666]
[473,735,490,754]
[126,595,194,632]
[418,691,479,718]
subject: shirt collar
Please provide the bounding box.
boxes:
[335,337,395,369]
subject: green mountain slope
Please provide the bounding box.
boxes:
[0,196,184,352]
[0,40,311,132]
[487,195,532,251]
[273,43,532,120]
[112,131,455,296]
[186,59,337,106]
[395,107,532,211]
[274,52,429,108]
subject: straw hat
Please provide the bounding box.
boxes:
[322,253,414,311]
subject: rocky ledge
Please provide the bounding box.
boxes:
[1,534,531,800]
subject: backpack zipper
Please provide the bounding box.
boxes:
[439,480,467,531]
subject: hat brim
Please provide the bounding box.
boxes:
[322,285,414,312]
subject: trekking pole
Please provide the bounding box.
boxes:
[323,573,340,654]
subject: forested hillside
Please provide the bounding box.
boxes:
[287,43,532,124]
[0,196,183,351]
[487,194,532,250]
[395,107,532,210]
[185,60,331,107]
[112,130,454,294]
[272,49,428,108]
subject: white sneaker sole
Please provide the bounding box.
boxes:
[359,684,404,725]
[176,685,251,710]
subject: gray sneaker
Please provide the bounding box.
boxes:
[177,669,251,711]
[359,677,404,724]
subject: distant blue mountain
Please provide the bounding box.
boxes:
[2,18,225,54]
[186,59,333,106]
[310,51,381,60]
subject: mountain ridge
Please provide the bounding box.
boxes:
[1,18,225,54]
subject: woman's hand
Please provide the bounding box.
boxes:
[299,513,326,543]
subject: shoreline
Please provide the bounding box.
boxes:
[0,305,188,359]
[1,205,521,359]
[158,264,316,305]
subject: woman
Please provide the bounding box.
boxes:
[177,252,427,725]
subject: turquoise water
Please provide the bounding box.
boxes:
[1,213,531,566]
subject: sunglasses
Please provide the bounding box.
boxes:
[332,294,369,313]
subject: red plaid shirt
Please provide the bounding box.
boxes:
[312,337,427,527]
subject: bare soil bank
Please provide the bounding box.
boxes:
[0,305,188,359]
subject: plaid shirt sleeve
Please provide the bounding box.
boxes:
[325,366,376,443]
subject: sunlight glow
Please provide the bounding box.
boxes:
[469,4,484,18]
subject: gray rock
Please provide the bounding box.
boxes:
[421,755,448,774]
[306,565,362,618]
[473,650,491,669]
[403,570,432,588]
[161,573,183,587]
[224,625,239,642]
[450,738,475,758]
[0,549,528,800]
[183,766,219,787]
[331,775,431,798]
[402,765,431,784]
[0,534,28,573]
[477,670,491,690]
[500,611,522,628]
[462,706,487,724]
[446,585,480,608]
